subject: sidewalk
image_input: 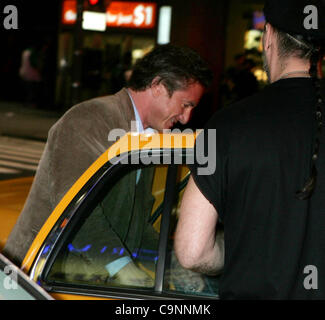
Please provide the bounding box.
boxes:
[0,101,62,142]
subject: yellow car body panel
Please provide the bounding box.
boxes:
[0,177,33,251]
[50,293,113,300]
[21,132,196,276]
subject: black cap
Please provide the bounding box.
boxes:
[264,0,325,41]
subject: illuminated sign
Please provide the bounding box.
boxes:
[253,11,265,30]
[106,2,156,29]
[82,11,107,31]
[62,0,77,25]
[62,0,157,29]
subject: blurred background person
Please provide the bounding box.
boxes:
[19,43,43,108]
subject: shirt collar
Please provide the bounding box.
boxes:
[127,89,155,134]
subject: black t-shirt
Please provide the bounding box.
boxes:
[191,78,325,299]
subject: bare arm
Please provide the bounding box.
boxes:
[174,176,224,276]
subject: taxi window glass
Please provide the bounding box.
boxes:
[163,165,222,297]
[46,164,168,289]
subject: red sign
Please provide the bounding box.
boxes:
[106,2,156,29]
[62,0,77,25]
[61,0,157,29]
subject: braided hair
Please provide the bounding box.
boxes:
[263,0,325,202]
[296,45,325,200]
[274,28,325,199]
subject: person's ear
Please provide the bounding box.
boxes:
[150,77,164,98]
[264,23,274,51]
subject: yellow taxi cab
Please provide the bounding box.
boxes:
[0,132,220,300]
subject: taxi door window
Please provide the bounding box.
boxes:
[45,164,168,290]
[162,165,222,297]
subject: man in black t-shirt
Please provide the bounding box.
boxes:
[175,0,325,299]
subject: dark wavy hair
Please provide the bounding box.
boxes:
[274,27,325,199]
[127,44,213,96]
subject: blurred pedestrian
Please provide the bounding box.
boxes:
[221,53,259,105]
[110,51,132,93]
[19,44,43,108]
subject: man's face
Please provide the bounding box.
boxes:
[148,82,205,131]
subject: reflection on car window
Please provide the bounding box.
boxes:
[163,165,221,297]
[46,165,168,290]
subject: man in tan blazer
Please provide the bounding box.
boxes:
[4,44,212,286]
